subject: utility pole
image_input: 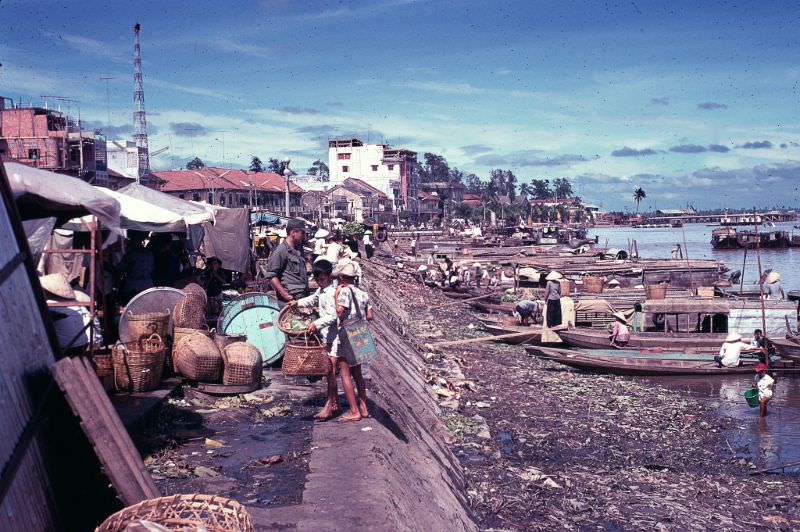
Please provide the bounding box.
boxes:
[183,128,198,156]
[283,160,292,217]
[99,76,114,134]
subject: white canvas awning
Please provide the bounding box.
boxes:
[118,183,213,226]
[5,162,121,228]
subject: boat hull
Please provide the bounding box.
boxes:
[772,338,800,361]
[483,323,541,345]
[527,346,758,375]
[558,328,726,351]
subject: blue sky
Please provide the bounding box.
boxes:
[1,0,799,210]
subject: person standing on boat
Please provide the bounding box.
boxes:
[754,363,775,417]
[543,271,563,328]
[764,272,784,300]
[610,312,631,347]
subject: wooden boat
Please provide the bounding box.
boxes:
[559,328,726,351]
[771,337,800,362]
[482,322,541,345]
[711,227,791,249]
[526,346,760,375]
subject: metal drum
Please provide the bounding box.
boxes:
[217,292,285,365]
[119,287,185,344]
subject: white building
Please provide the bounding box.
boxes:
[327,138,417,209]
[106,139,140,179]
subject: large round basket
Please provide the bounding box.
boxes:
[645,283,668,300]
[277,304,317,336]
[214,333,247,353]
[96,493,254,532]
[124,310,171,343]
[582,275,604,294]
[173,331,223,382]
[281,336,329,376]
[182,282,208,303]
[173,292,207,329]
[112,334,165,393]
[222,342,263,386]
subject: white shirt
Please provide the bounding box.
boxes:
[757,373,775,400]
[719,341,745,367]
[313,239,326,256]
[362,233,372,246]
[427,255,435,265]
[297,285,338,345]
[325,242,342,263]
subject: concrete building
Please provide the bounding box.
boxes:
[0,97,109,185]
[327,177,394,223]
[106,140,140,179]
[153,167,305,215]
[328,138,417,210]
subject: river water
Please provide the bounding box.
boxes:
[591,221,800,291]
[590,222,800,473]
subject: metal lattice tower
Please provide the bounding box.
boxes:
[133,22,150,179]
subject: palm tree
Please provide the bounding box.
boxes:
[249,156,264,172]
[633,187,647,214]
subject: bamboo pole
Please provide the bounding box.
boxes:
[739,247,747,295]
[424,329,543,349]
[753,209,768,370]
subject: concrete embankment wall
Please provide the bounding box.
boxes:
[294,270,477,531]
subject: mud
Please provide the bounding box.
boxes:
[365,260,800,530]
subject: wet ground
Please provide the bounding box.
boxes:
[132,373,319,508]
[648,374,800,475]
[365,261,800,530]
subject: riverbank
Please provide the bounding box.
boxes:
[364,261,800,530]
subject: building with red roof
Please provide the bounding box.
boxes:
[153,167,305,215]
[462,193,482,206]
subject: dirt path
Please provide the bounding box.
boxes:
[365,260,800,530]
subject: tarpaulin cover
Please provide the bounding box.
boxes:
[201,208,250,273]
[5,162,120,226]
[251,212,281,225]
[96,187,186,232]
[118,182,213,227]
[644,299,730,314]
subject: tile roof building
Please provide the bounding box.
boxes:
[153,167,305,215]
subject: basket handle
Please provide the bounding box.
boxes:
[148,333,162,342]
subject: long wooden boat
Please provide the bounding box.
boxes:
[559,328,726,351]
[526,346,759,375]
[482,322,541,345]
[771,337,800,361]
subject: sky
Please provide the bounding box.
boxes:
[1,0,799,211]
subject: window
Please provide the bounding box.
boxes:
[387,164,394,171]
[228,192,233,205]
[220,195,226,206]
[342,165,349,173]
[371,165,378,171]
[192,193,201,202]
[178,193,185,199]
[337,152,351,160]
[28,148,40,160]
[208,192,213,204]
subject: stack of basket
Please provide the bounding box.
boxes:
[173,331,224,382]
[172,289,210,363]
[112,334,166,393]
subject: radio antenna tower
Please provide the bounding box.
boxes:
[133,22,150,180]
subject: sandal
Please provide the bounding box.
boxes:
[338,414,362,423]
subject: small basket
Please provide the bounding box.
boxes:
[744,388,760,408]
[112,334,165,393]
[645,283,668,300]
[125,310,171,342]
[281,335,329,376]
[222,342,263,385]
[277,305,318,336]
[96,493,254,532]
[173,292,207,329]
[92,348,114,378]
[173,331,223,382]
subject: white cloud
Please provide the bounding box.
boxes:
[49,33,125,62]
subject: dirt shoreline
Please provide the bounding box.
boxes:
[368,262,800,530]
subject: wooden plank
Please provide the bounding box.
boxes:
[51,357,159,506]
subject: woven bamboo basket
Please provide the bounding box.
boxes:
[281,335,329,376]
[125,310,171,342]
[95,493,254,532]
[182,282,208,302]
[222,342,263,385]
[92,352,114,378]
[277,305,317,336]
[112,334,165,393]
[173,331,223,382]
[582,276,604,294]
[173,292,207,329]
[644,283,668,300]
[214,333,247,353]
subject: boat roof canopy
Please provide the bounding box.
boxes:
[644,299,730,314]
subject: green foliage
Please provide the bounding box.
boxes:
[186,157,205,170]
[553,178,573,198]
[249,156,264,172]
[633,187,647,213]
[307,160,330,181]
[341,222,366,236]
[399,209,414,220]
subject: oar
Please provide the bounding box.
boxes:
[750,459,800,475]
[424,330,538,349]
[440,291,501,308]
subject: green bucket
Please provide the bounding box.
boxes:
[744,388,760,408]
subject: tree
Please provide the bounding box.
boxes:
[418,152,450,183]
[553,178,573,199]
[488,169,517,200]
[465,173,484,194]
[249,156,264,172]
[530,178,552,199]
[633,187,647,213]
[307,160,330,181]
[186,157,205,170]
[519,182,531,198]
[267,158,282,174]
